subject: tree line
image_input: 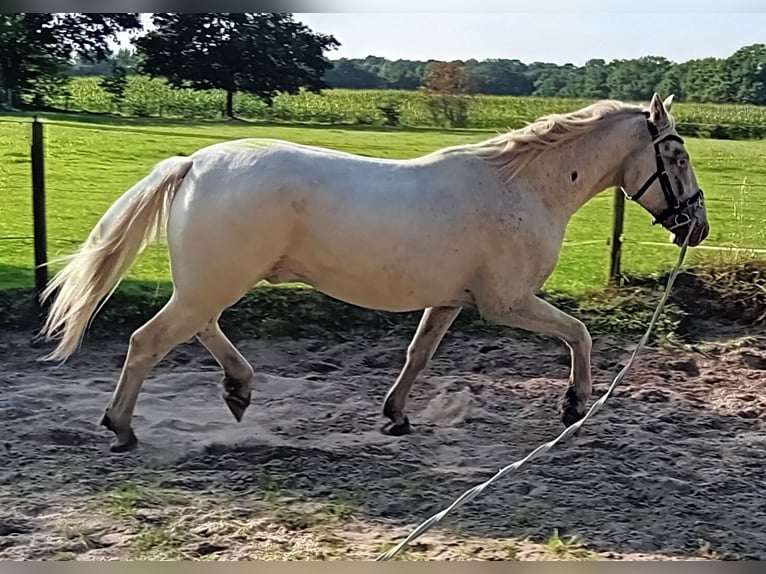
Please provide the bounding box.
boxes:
[326,48,766,106]
[2,13,765,116]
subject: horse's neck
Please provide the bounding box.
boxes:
[532,114,644,220]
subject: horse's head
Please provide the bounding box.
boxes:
[622,93,709,247]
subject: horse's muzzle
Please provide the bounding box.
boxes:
[671,218,709,247]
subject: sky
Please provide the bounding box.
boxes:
[292,11,766,65]
[121,5,766,66]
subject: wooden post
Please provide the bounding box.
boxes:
[609,187,625,283]
[31,117,47,298]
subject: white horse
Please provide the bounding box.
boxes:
[40,93,709,452]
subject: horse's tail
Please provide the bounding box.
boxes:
[39,156,194,362]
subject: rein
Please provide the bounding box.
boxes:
[626,113,704,231]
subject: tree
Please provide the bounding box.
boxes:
[656,66,683,101]
[722,44,766,105]
[606,56,674,100]
[680,58,728,103]
[421,60,478,127]
[100,61,128,111]
[422,60,478,95]
[379,59,426,89]
[470,59,534,96]
[0,13,141,107]
[134,13,339,118]
[324,59,385,89]
[580,59,610,99]
[533,64,574,97]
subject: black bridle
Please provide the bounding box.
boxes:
[626,113,704,231]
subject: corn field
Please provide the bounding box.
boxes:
[49,76,766,139]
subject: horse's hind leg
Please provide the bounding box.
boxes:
[196,318,254,422]
[99,292,219,453]
[382,306,461,436]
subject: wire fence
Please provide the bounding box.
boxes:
[1,118,765,296]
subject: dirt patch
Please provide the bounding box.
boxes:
[1,321,765,560]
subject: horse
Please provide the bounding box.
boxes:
[39,93,709,453]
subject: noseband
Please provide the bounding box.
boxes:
[627,113,704,231]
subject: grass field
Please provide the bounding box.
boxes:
[1,111,765,298]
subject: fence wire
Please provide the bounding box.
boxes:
[2,119,766,294]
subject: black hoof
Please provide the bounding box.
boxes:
[382,416,412,437]
[109,429,138,453]
[562,409,585,437]
[223,392,251,423]
[559,388,586,433]
[100,408,139,453]
[561,404,586,426]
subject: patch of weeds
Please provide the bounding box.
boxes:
[545,529,599,560]
[129,525,184,560]
[548,287,686,340]
[322,500,356,521]
[255,472,286,503]
[104,484,145,518]
[322,491,362,520]
[266,491,360,534]
[102,480,190,519]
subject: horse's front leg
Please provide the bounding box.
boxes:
[485,294,593,427]
[382,306,462,435]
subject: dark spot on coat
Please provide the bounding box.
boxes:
[570,171,578,182]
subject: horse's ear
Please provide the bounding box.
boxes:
[649,92,670,127]
[663,94,674,111]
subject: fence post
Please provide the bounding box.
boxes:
[609,187,625,283]
[31,117,47,299]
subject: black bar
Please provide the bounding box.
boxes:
[609,187,625,283]
[31,117,47,298]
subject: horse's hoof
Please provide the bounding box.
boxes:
[109,429,138,453]
[561,403,586,436]
[99,409,139,452]
[382,416,412,437]
[561,406,585,426]
[559,388,586,435]
[223,392,250,423]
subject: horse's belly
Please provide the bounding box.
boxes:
[265,254,471,312]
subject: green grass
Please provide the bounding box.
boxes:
[1,111,764,297]
[545,529,600,560]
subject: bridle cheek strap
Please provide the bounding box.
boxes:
[627,115,704,230]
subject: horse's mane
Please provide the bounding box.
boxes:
[454,99,654,183]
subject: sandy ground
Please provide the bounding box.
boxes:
[1,322,765,560]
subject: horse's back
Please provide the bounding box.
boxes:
[189,137,492,210]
